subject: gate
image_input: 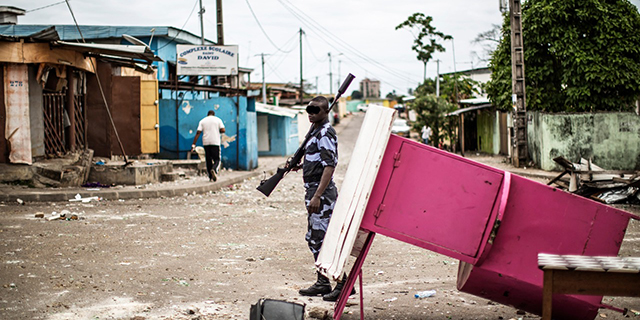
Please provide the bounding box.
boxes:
[42,86,87,156]
[43,91,66,156]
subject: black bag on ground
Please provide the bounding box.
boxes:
[250,298,305,320]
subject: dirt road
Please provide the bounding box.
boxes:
[1,113,639,320]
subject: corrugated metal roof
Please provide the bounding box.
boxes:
[0,25,211,45]
[56,41,163,62]
[255,103,299,118]
[446,104,492,116]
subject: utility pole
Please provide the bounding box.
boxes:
[299,28,304,104]
[451,39,458,104]
[435,59,440,97]
[199,0,205,45]
[260,53,268,103]
[509,0,528,167]
[315,76,318,95]
[216,0,224,45]
[328,52,333,95]
[338,59,341,92]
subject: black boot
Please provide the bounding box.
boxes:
[323,275,356,302]
[299,272,332,296]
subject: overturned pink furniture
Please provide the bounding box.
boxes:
[333,134,639,320]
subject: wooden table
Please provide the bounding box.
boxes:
[538,253,640,320]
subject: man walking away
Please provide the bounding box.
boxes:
[192,110,225,181]
[421,124,432,145]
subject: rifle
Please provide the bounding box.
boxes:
[257,73,355,197]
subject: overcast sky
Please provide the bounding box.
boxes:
[7,0,640,97]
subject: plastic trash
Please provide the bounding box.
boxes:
[415,290,436,298]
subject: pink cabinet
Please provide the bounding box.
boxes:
[336,135,639,320]
[362,135,509,265]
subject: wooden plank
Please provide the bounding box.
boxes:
[550,271,640,296]
[316,105,395,280]
[320,106,391,277]
[0,43,95,73]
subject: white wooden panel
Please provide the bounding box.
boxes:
[316,105,396,280]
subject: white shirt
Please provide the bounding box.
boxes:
[421,126,432,139]
[197,115,225,146]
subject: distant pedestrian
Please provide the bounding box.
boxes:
[192,110,225,181]
[421,125,432,145]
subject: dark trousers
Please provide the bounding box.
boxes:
[304,181,338,260]
[204,145,221,178]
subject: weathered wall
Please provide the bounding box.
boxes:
[258,114,298,157]
[27,65,44,158]
[158,96,258,170]
[527,112,640,170]
[477,110,500,155]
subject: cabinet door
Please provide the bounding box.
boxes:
[373,139,504,261]
[140,79,159,154]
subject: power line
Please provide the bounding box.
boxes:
[157,0,200,50]
[243,0,294,53]
[278,3,411,93]
[27,0,67,13]
[276,0,418,86]
[302,33,327,63]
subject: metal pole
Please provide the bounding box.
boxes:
[299,28,304,104]
[261,53,267,103]
[338,60,341,91]
[328,52,333,95]
[199,0,205,45]
[451,39,458,104]
[216,0,224,45]
[435,59,440,97]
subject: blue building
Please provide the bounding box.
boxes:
[255,103,300,157]
[0,24,259,170]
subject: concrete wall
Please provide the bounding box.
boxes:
[527,112,640,170]
[258,114,298,157]
[158,96,258,170]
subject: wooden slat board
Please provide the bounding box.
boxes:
[316,105,396,280]
[539,253,640,273]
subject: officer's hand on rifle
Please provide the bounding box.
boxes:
[285,159,302,172]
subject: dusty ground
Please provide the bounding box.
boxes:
[1,114,639,320]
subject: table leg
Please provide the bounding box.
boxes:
[542,270,554,320]
[333,232,376,320]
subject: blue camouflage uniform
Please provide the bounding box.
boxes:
[302,120,338,259]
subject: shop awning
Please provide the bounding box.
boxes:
[255,102,299,118]
[54,41,163,63]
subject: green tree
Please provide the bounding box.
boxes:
[417,75,480,103]
[487,0,640,112]
[351,90,363,100]
[410,93,457,148]
[396,13,452,80]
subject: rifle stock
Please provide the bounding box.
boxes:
[256,167,288,197]
[256,73,355,197]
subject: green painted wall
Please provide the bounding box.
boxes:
[477,110,499,154]
[347,100,362,113]
[527,112,640,170]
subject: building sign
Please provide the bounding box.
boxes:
[176,45,238,76]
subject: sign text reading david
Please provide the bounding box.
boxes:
[176,45,239,76]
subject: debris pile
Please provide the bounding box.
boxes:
[548,157,640,204]
[35,209,85,221]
